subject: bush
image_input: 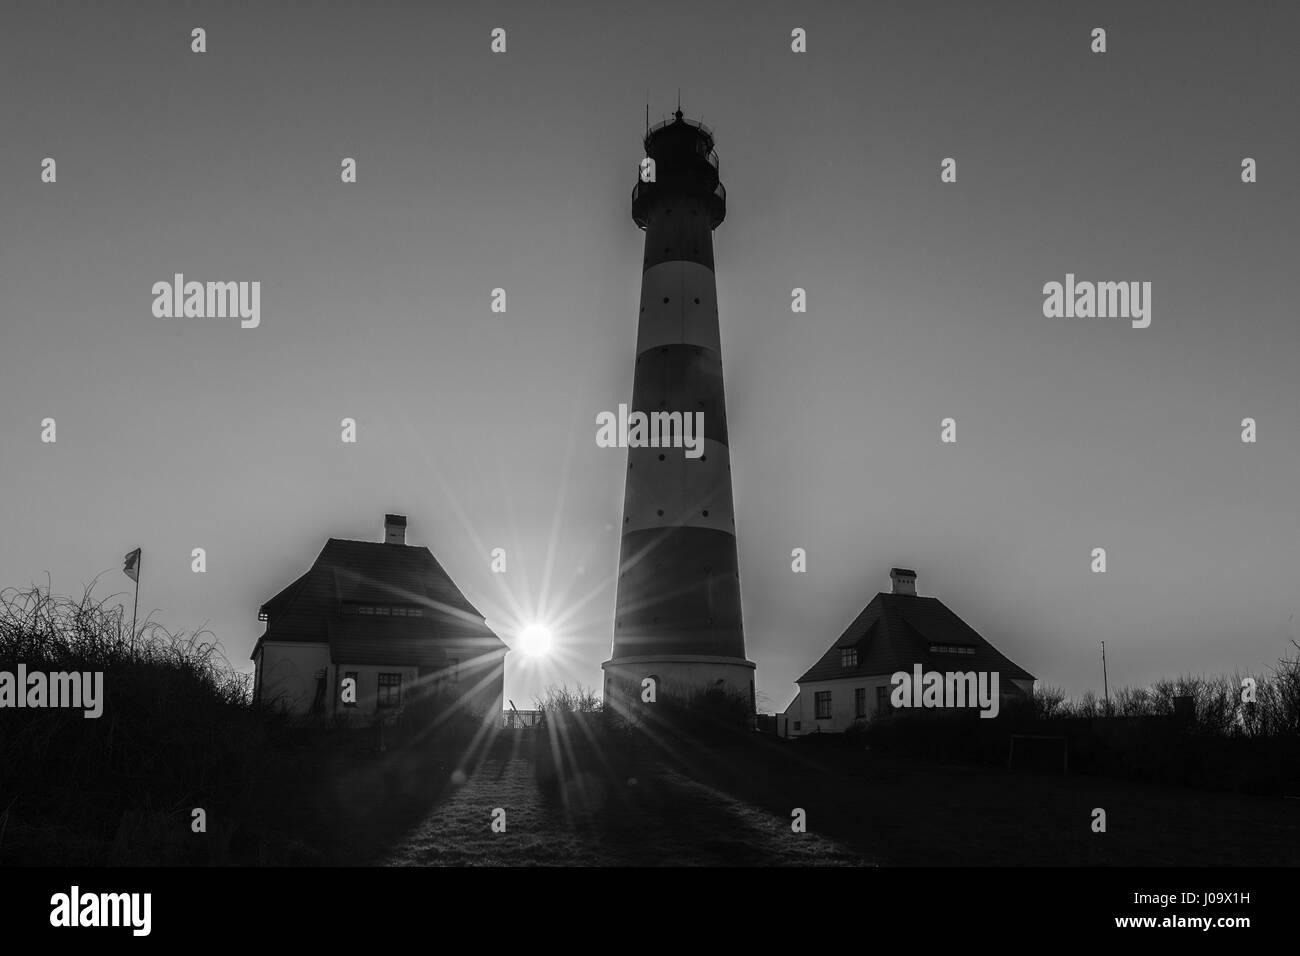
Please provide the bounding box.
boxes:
[0,582,476,864]
[865,650,1300,795]
[0,582,257,863]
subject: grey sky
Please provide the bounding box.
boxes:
[2,0,1296,710]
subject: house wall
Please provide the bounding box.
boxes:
[439,644,506,718]
[787,675,896,735]
[251,645,262,702]
[256,638,506,725]
[326,663,418,718]
[326,649,505,724]
[256,641,330,714]
[779,691,800,736]
[788,674,1038,734]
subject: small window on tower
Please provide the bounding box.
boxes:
[841,647,858,668]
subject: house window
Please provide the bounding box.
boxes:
[793,721,801,731]
[840,647,858,668]
[377,673,402,709]
[814,691,832,719]
[929,644,975,655]
[855,687,866,718]
[341,670,358,708]
[344,602,425,617]
[875,686,891,717]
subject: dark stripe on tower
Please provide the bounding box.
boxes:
[613,527,744,659]
[643,200,715,271]
[630,345,729,445]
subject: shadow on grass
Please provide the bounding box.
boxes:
[652,731,1300,866]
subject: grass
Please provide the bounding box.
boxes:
[382,751,861,866]
[0,582,481,865]
[666,735,1300,866]
[379,733,1300,866]
[3,584,1296,867]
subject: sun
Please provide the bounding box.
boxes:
[517,623,554,658]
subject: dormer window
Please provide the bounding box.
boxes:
[840,647,858,668]
[341,601,424,617]
[929,644,976,656]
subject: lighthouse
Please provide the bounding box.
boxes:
[602,109,755,719]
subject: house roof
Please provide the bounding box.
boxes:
[329,619,508,668]
[252,537,504,658]
[796,592,1034,684]
[259,572,308,620]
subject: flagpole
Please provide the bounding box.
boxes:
[1101,640,1110,716]
[130,551,140,660]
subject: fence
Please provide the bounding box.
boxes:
[501,708,543,730]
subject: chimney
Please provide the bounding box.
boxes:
[889,567,917,596]
[384,514,407,545]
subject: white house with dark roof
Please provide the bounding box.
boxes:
[251,514,507,725]
[781,568,1035,736]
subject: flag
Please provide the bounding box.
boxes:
[123,548,141,583]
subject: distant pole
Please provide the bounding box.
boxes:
[1101,640,1110,715]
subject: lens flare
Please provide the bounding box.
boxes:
[517,624,554,658]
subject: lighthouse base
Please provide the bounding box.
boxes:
[601,655,756,722]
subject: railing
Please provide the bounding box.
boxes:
[645,115,715,139]
[631,179,727,229]
[642,120,721,174]
[501,708,544,729]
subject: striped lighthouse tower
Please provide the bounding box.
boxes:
[602,109,755,718]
